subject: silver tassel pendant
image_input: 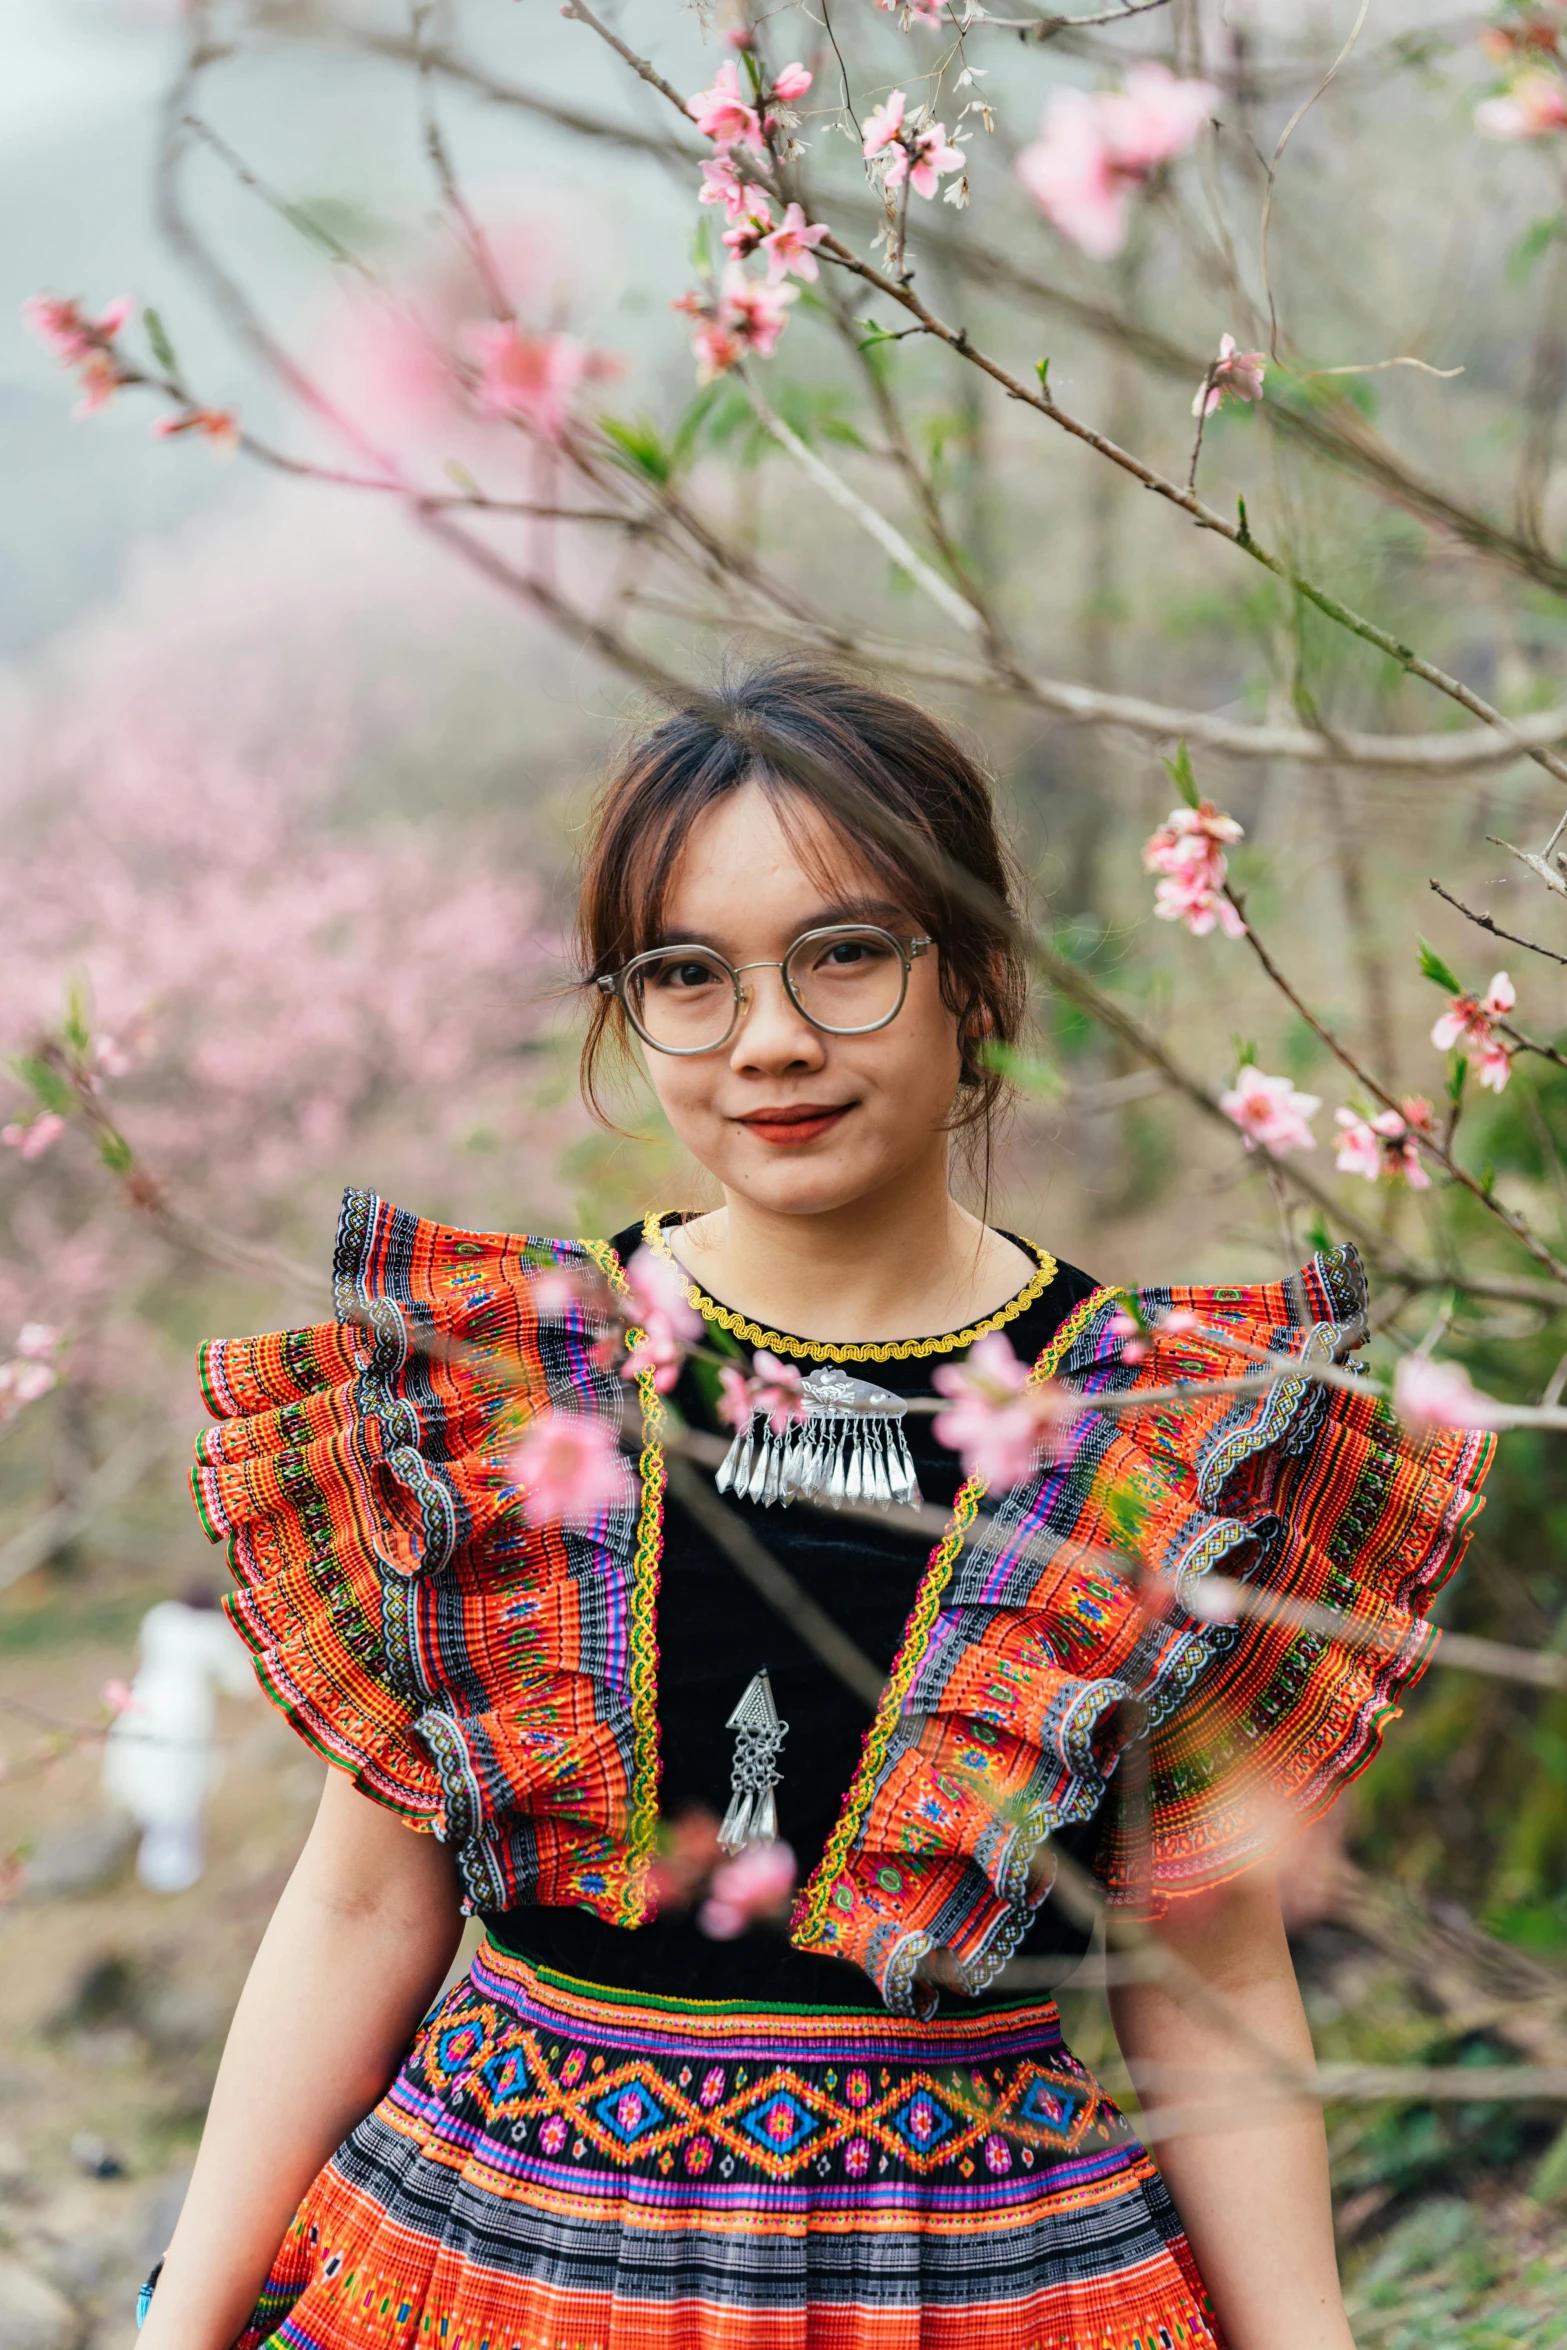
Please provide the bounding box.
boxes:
[718,1669,789,1855]
[715,1363,921,1513]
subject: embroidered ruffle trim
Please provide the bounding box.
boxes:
[790,1246,1495,2015]
[189,1187,663,1923]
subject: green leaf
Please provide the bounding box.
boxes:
[1035,357,1050,393]
[1304,1214,1333,1254]
[62,977,91,1060]
[1509,213,1565,285]
[1448,1053,1469,1105]
[1233,1035,1258,1070]
[976,1040,1065,1100]
[1418,937,1463,995]
[96,1131,135,1177]
[597,413,675,487]
[856,318,902,353]
[1162,740,1199,809]
[669,382,722,470]
[143,305,178,376]
[443,458,479,493]
[8,1054,74,1117]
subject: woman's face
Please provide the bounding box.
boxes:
[635,782,966,1218]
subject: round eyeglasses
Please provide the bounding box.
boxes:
[598,924,933,1057]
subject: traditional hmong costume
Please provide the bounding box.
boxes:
[183,1188,1493,2350]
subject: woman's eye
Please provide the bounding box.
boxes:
[655,959,722,992]
[819,938,888,970]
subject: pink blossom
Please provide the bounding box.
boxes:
[699,155,771,224]
[686,60,765,154]
[888,122,966,201]
[1108,1306,1148,1364]
[1,1113,65,1160]
[622,1312,691,1394]
[460,322,616,443]
[1193,333,1266,418]
[676,299,744,385]
[1016,66,1217,258]
[1335,1100,1434,1190]
[1219,1066,1320,1156]
[931,1334,1076,1488]
[16,1324,60,1360]
[1142,800,1245,938]
[101,1678,136,1716]
[1393,1354,1506,1433]
[152,406,240,457]
[877,0,947,21]
[717,1363,756,1431]
[1476,71,1567,138]
[698,1839,797,1939]
[72,350,125,419]
[528,1266,588,1319]
[750,1349,808,1435]
[0,1355,57,1419]
[513,1411,630,1528]
[720,267,797,358]
[862,91,907,157]
[623,1247,703,1341]
[21,293,132,365]
[1431,972,1515,1092]
[770,63,813,103]
[722,196,776,263]
[759,202,828,283]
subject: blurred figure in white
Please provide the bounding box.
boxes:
[103,1586,255,1892]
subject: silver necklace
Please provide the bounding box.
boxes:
[714,1362,921,1512]
[718,1669,789,1854]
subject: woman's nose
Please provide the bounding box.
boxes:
[728,966,826,1071]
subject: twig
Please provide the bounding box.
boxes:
[1258,0,1372,361]
[0,1426,169,1597]
[1429,880,1567,968]
[411,1,514,322]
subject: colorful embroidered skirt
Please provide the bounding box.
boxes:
[236,1938,1219,2350]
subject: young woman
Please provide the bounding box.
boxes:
[142,663,1492,2350]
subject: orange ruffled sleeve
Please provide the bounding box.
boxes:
[189,1187,664,1925]
[791,1246,1494,2014]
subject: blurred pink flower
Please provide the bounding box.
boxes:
[528,1266,588,1319]
[770,63,813,102]
[1142,800,1245,938]
[1393,1354,1506,1432]
[932,1334,1075,1488]
[153,406,240,457]
[1,1114,66,1160]
[22,292,132,365]
[1219,1066,1320,1156]
[101,1678,136,1717]
[750,1349,808,1434]
[1334,1099,1434,1189]
[1476,71,1567,138]
[460,322,617,442]
[0,1356,57,1417]
[862,91,907,157]
[717,1363,756,1431]
[687,60,765,153]
[1016,66,1217,257]
[1431,972,1515,1092]
[698,1839,797,1939]
[698,154,770,223]
[624,1247,703,1340]
[760,202,829,283]
[623,1313,690,1394]
[16,1324,60,1360]
[72,350,126,419]
[1108,1306,1148,1363]
[1194,332,1266,417]
[513,1411,630,1527]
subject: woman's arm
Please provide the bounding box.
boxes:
[138,1771,463,2350]
[1108,1863,1353,2350]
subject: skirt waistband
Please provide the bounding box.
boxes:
[468,1935,1065,2060]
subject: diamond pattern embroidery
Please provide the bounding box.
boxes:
[739,2091,819,2160]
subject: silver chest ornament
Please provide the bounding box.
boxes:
[718,1669,789,1855]
[714,1363,922,1512]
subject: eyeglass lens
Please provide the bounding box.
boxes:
[625,926,909,1053]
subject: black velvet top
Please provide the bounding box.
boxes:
[486,1221,1104,2008]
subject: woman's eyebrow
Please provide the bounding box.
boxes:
[644,898,912,953]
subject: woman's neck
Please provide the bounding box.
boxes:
[667,1166,1036,1345]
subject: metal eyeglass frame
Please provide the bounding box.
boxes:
[597,924,933,1056]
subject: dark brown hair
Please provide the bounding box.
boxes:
[576,658,1028,1155]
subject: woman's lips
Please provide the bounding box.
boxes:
[735,1103,853,1147]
